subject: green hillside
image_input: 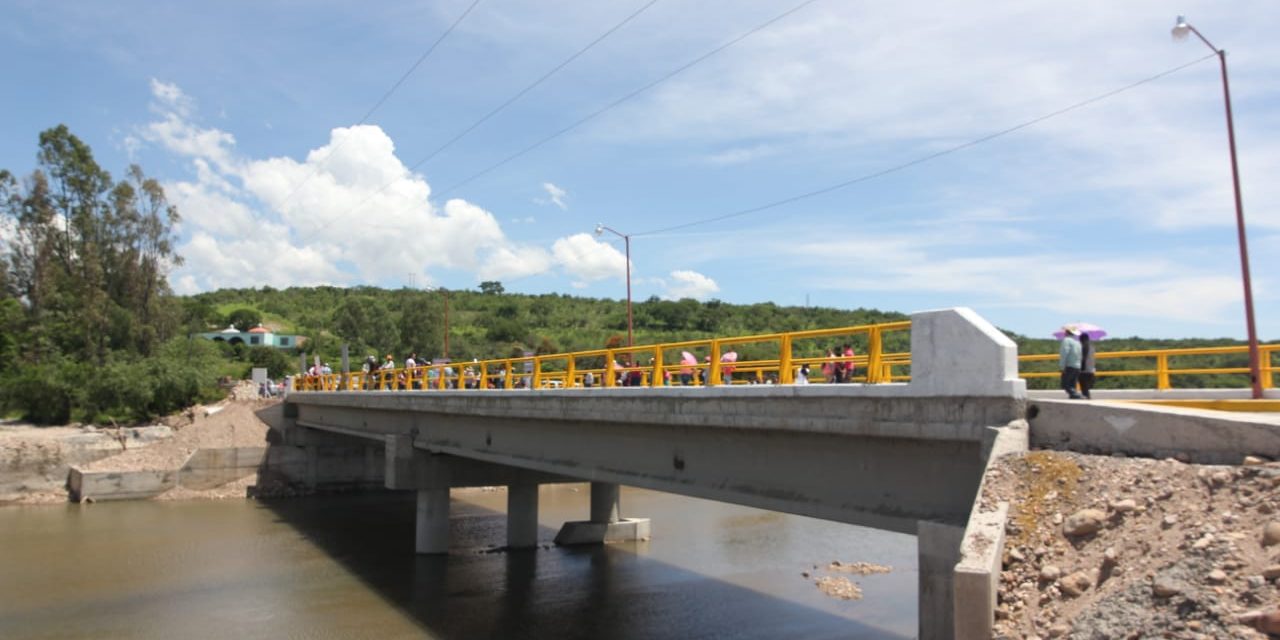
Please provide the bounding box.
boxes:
[191,285,911,365]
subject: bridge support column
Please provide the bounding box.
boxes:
[416,487,450,555]
[554,482,650,545]
[590,481,620,523]
[917,520,964,640]
[507,484,540,549]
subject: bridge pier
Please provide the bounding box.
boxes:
[506,484,540,549]
[384,434,574,553]
[554,482,650,545]
[918,520,965,640]
[416,487,451,554]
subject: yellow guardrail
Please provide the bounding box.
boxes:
[1017,344,1277,391]
[293,320,913,391]
[292,322,1275,393]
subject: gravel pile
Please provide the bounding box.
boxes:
[78,398,277,473]
[982,450,1280,639]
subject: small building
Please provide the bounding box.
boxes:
[198,323,303,349]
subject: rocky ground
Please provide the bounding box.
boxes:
[982,450,1280,639]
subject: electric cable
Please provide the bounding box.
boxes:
[295,0,661,244]
[274,0,484,212]
[436,0,825,199]
[634,52,1218,237]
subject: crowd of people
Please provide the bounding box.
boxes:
[296,342,867,391]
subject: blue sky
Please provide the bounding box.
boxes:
[2,1,1278,340]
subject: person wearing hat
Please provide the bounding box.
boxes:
[1058,325,1084,399]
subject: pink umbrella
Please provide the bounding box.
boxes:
[720,351,738,375]
[681,351,697,373]
[1053,323,1107,340]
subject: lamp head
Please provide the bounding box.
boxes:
[1172,15,1191,40]
[594,223,605,237]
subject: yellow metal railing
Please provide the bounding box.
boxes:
[1016,344,1278,391]
[291,323,1275,393]
[293,320,913,392]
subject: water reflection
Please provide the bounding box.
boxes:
[0,487,916,639]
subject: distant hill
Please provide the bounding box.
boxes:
[186,285,911,363]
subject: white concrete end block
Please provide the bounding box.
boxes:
[910,307,1026,398]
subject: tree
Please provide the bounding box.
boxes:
[227,308,261,332]
[479,280,505,295]
[0,126,193,422]
[247,346,293,379]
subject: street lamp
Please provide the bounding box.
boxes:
[1172,16,1263,399]
[594,223,633,347]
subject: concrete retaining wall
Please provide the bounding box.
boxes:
[180,447,268,490]
[67,439,385,502]
[69,467,181,502]
[952,421,1029,640]
[1029,398,1280,464]
[1,426,173,502]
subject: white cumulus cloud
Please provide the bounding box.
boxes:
[551,233,626,287]
[663,270,719,301]
[138,81,559,292]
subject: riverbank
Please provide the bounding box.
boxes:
[983,450,1280,638]
[1,383,278,505]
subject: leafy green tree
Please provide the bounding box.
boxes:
[247,346,294,379]
[480,280,505,295]
[227,308,261,332]
[0,126,193,422]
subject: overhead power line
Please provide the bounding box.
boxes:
[296,0,661,244]
[274,0,484,212]
[635,53,1219,238]
[437,0,825,198]
[414,0,662,166]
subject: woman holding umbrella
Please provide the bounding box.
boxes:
[1079,334,1097,399]
[1055,323,1106,399]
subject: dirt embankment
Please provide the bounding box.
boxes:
[983,450,1280,639]
[3,382,280,505]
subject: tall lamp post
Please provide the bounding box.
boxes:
[594,223,633,347]
[1172,16,1263,399]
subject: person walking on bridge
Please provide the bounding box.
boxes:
[1079,334,1097,399]
[1058,326,1084,399]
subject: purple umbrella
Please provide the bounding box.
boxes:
[1053,323,1107,340]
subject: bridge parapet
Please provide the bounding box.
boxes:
[909,307,1025,398]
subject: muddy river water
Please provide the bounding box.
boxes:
[0,485,916,639]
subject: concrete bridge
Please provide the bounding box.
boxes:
[280,307,1029,639]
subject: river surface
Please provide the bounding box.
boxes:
[0,486,917,639]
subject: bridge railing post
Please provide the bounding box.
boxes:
[1156,354,1171,390]
[566,355,577,389]
[604,350,616,388]
[710,340,723,386]
[532,356,543,390]
[651,349,664,387]
[866,327,884,384]
[779,335,793,384]
[1262,346,1274,390]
